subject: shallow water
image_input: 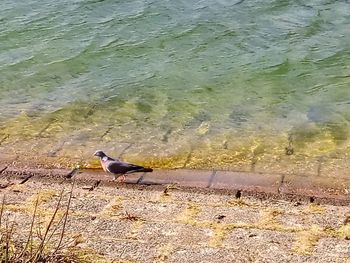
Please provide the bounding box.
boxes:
[1,0,350,173]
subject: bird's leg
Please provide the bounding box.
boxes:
[120,175,126,183]
[113,175,126,183]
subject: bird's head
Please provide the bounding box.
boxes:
[94,150,106,158]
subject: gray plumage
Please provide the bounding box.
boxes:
[94,150,153,180]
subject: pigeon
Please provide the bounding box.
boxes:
[93,150,153,181]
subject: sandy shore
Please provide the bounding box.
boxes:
[0,173,349,262]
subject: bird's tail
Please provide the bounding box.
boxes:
[142,167,153,173]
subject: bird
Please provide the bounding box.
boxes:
[93,150,153,182]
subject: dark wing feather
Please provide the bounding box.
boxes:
[106,160,147,174]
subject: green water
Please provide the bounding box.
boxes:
[1,0,350,174]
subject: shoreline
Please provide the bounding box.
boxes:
[1,164,349,206]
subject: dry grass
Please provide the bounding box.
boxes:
[0,182,106,263]
[337,215,350,239]
[303,204,325,214]
[177,203,201,225]
[153,244,173,263]
[292,225,324,255]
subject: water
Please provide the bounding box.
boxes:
[1,0,350,175]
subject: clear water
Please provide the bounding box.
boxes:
[1,0,350,174]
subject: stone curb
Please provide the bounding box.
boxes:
[1,166,350,205]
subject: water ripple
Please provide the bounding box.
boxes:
[1,0,350,164]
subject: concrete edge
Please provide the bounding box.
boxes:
[1,167,349,206]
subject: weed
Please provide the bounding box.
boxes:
[0,182,106,262]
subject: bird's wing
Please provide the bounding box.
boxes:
[105,160,145,174]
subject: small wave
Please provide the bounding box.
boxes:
[305,84,328,95]
[0,47,35,69]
